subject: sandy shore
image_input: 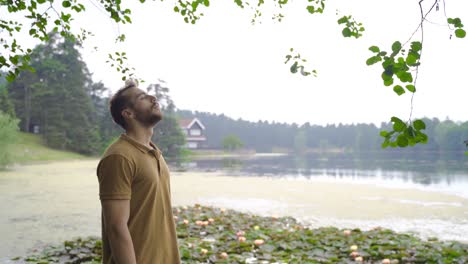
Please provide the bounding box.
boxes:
[171,171,468,242]
[171,171,468,220]
[0,160,467,260]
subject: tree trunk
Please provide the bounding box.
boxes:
[23,85,31,132]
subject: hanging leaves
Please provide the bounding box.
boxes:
[285,48,317,77]
[380,117,428,148]
[306,0,325,14]
[367,41,421,96]
[173,0,210,24]
[105,51,142,82]
[337,15,365,39]
[447,17,466,38]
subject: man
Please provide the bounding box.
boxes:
[96,79,181,264]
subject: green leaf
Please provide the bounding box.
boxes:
[397,72,413,83]
[61,13,71,22]
[366,56,381,66]
[381,71,393,81]
[406,53,418,65]
[397,134,408,147]
[379,131,388,137]
[337,16,348,24]
[0,56,7,65]
[405,84,416,93]
[451,18,462,27]
[418,132,428,143]
[6,72,16,82]
[62,1,71,8]
[260,244,276,253]
[234,0,243,8]
[465,151,468,156]
[9,56,19,65]
[191,1,199,10]
[413,120,426,130]
[384,78,394,86]
[391,117,406,132]
[381,140,390,148]
[174,6,179,12]
[382,59,393,69]
[406,126,416,138]
[455,29,466,38]
[391,41,402,53]
[411,41,422,52]
[290,61,298,73]
[306,6,316,14]
[369,46,380,53]
[204,0,210,7]
[342,27,351,37]
[393,85,405,96]
[397,57,406,65]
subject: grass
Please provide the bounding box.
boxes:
[9,132,89,164]
[13,204,468,264]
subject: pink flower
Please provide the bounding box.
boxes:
[254,239,264,246]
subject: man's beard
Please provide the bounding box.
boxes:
[135,111,162,127]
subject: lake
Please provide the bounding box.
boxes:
[182,152,468,198]
[0,152,467,262]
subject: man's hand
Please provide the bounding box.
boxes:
[101,199,137,264]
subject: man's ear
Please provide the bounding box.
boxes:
[122,109,133,119]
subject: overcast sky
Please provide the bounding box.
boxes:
[15,0,468,126]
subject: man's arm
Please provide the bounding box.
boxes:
[101,199,137,264]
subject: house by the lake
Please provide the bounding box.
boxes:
[178,118,206,149]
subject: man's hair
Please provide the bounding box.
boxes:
[109,79,139,129]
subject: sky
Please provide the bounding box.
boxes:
[7,0,468,126]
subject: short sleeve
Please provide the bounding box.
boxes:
[97,154,135,200]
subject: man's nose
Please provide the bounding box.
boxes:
[149,95,157,103]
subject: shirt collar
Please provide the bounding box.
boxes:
[120,134,162,158]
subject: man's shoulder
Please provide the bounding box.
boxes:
[101,136,139,160]
[97,138,139,175]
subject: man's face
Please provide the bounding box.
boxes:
[123,87,162,127]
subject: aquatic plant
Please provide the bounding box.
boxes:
[13,204,468,263]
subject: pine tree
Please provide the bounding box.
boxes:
[8,33,101,154]
[0,78,15,117]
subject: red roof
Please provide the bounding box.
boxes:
[179,119,192,128]
[178,118,205,130]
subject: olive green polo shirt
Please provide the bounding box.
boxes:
[97,134,181,264]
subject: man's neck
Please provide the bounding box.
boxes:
[125,126,154,149]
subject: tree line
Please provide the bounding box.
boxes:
[177,110,468,154]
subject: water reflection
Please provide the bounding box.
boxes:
[174,152,468,189]
[221,158,244,170]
